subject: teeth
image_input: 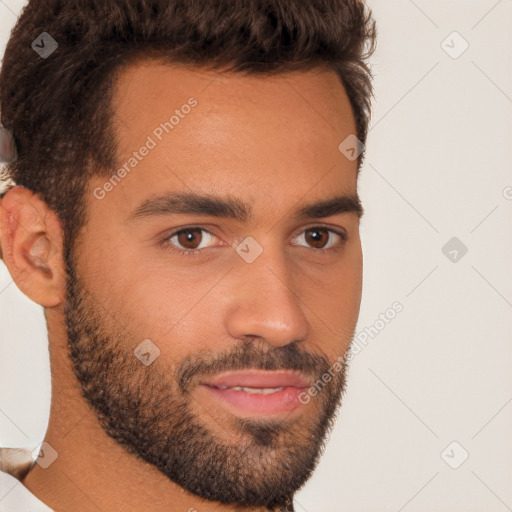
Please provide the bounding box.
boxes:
[216,386,285,394]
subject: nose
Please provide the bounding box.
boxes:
[224,244,310,348]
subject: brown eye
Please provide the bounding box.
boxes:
[163,227,217,255]
[294,227,347,251]
[304,228,330,249]
[176,228,203,250]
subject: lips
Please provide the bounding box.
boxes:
[200,369,311,390]
[197,370,313,416]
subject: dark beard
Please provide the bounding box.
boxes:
[63,250,352,511]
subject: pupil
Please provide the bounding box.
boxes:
[180,229,201,248]
[307,229,326,248]
[177,228,329,250]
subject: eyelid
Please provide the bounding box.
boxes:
[160,224,348,255]
[291,225,347,250]
[160,225,223,254]
[295,223,348,239]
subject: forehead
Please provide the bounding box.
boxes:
[113,59,355,124]
[98,60,359,221]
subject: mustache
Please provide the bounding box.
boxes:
[177,339,334,394]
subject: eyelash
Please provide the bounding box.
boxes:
[160,226,348,258]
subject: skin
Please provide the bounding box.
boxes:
[0,61,363,512]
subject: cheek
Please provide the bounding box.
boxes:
[345,247,363,324]
[105,261,225,345]
[315,271,362,325]
[305,246,363,339]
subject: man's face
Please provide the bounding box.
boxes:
[65,61,363,508]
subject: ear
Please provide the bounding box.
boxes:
[0,186,66,307]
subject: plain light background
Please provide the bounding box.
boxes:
[1,1,511,511]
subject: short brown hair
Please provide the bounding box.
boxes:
[0,0,377,259]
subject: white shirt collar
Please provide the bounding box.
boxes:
[0,448,54,511]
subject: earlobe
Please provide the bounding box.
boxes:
[0,186,66,308]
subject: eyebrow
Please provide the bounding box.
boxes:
[127,192,364,223]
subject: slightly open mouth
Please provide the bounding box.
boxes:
[200,384,308,416]
[209,385,285,394]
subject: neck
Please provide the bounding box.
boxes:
[22,308,293,512]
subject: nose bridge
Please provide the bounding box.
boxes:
[224,242,310,347]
